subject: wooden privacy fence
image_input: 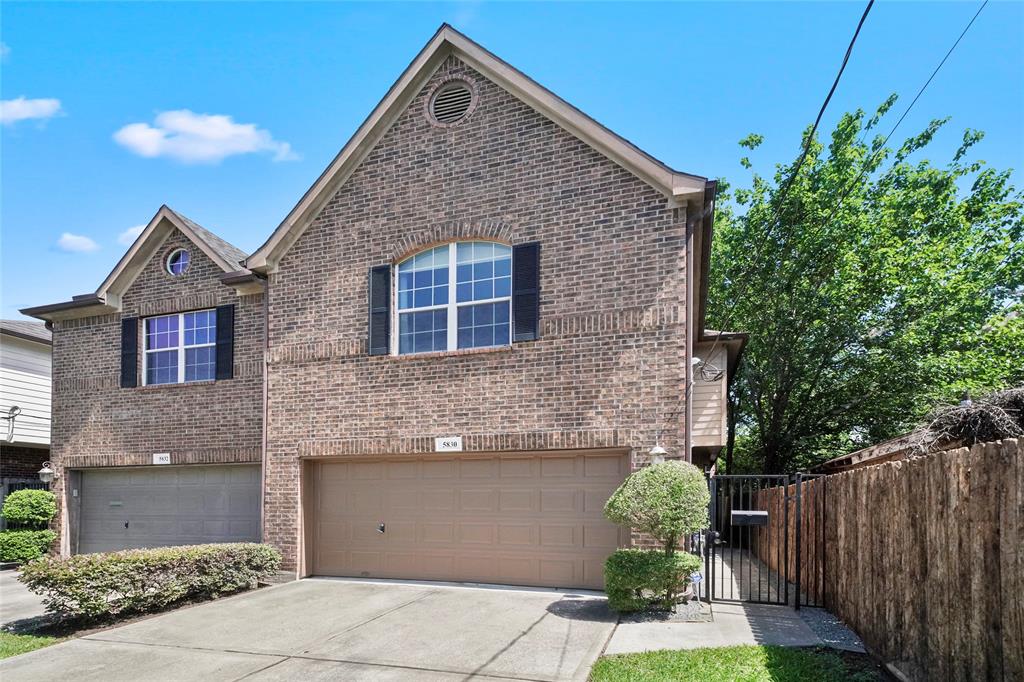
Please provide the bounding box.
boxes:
[750,475,825,607]
[752,438,1023,681]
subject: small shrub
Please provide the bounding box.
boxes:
[605,548,702,612]
[1,489,57,529]
[19,543,281,621]
[0,530,57,564]
[604,461,710,553]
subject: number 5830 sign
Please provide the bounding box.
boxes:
[434,436,463,452]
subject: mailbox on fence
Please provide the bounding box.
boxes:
[731,510,768,526]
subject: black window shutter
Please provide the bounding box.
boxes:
[120,317,139,388]
[215,304,235,380]
[512,242,541,342]
[368,265,391,356]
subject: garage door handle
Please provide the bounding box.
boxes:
[377,522,385,534]
[124,521,129,529]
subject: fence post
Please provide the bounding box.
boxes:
[783,475,790,607]
[707,475,716,603]
[795,472,803,610]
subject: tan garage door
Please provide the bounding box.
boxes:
[308,451,629,589]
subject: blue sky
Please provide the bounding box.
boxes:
[2,1,1021,319]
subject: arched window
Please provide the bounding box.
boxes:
[396,241,512,354]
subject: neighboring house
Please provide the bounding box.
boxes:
[23,26,745,588]
[0,319,52,527]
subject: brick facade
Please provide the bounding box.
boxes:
[48,230,264,548]
[263,56,690,569]
[37,48,706,570]
[0,444,49,479]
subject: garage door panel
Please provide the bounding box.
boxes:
[539,525,576,547]
[499,458,535,478]
[540,560,576,585]
[78,465,260,554]
[422,460,455,478]
[312,452,627,589]
[459,489,495,512]
[498,489,535,512]
[421,522,455,544]
[458,523,495,545]
[583,524,620,550]
[540,488,577,513]
[460,458,496,478]
[423,489,455,511]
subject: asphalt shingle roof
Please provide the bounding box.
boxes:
[0,319,52,344]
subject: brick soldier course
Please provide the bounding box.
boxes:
[24,26,741,578]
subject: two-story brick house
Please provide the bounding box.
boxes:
[24,26,745,589]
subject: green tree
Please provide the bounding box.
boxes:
[709,97,1024,474]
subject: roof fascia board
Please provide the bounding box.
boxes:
[247,25,707,272]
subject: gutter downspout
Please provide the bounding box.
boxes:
[260,277,269,545]
[684,203,696,461]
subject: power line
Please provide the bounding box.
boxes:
[699,0,875,365]
[703,0,989,387]
[772,0,875,219]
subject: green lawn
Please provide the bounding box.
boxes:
[590,645,885,682]
[0,631,61,659]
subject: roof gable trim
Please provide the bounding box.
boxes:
[246,24,707,272]
[97,205,242,299]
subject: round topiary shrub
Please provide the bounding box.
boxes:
[604,460,709,554]
[1,489,57,530]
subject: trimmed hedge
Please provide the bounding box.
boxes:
[604,461,710,553]
[605,548,702,612]
[0,530,57,564]
[19,543,281,620]
[1,489,57,529]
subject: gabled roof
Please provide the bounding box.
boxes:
[0,319,51,345]
[246,23,709,272]
[22,206,258,322]
[96,205,247,297]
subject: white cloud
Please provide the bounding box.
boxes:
[117,224,146,245]
[0,97,62,125]
[0,43,10,60]
[57,233,100,253]
[113,110,297,164]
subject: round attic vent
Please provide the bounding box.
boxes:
[430,82,473,124]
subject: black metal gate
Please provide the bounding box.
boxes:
[696,473,826,609]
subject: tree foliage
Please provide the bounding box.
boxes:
[710,97,1024,473]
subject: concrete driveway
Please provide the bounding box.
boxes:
[0,578,616,681]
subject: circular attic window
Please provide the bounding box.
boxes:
[430,82,474,125]
[166,248,191,276]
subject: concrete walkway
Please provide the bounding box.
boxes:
[605,601,865,655]
[0,568,47,628]
[1,578,617,682]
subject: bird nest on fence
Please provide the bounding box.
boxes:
[909,386,1024,455]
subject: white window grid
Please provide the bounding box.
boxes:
[142,310,216,385]
[393,242,512,355]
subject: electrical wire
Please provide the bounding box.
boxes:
[701,0,989,375]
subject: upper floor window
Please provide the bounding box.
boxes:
[396,241,511,354]
[166,248,191,276]
[144,310,216,385]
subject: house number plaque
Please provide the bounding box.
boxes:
[434,436,463,452]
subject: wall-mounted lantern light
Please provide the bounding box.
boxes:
[38,461,57,484]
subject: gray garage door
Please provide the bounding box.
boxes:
[78,465,260,554]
